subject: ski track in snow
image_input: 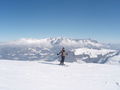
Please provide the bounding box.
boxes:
[0,60,120,90]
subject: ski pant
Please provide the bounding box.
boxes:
[60,56,65,64]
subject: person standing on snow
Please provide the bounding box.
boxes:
[57,47,68,65]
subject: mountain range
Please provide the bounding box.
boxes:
[0,37,120,64]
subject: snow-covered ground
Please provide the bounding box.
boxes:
[0,60,120,90]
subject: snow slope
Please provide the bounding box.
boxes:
[0,60,120,90]
[106,51,120,65]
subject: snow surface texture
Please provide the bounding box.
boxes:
[0,37,120,64]
[0,60,120,90]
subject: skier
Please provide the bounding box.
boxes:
[57,47,68,65]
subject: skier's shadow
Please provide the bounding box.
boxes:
[39,62,59,66]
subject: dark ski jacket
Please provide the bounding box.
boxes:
[58,49,68,57]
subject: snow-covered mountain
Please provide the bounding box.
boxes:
[0,37,119,64]
[109,43,120,50]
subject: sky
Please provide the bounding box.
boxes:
[0,0,120,43]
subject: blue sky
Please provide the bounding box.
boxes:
[0,0,120,43]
